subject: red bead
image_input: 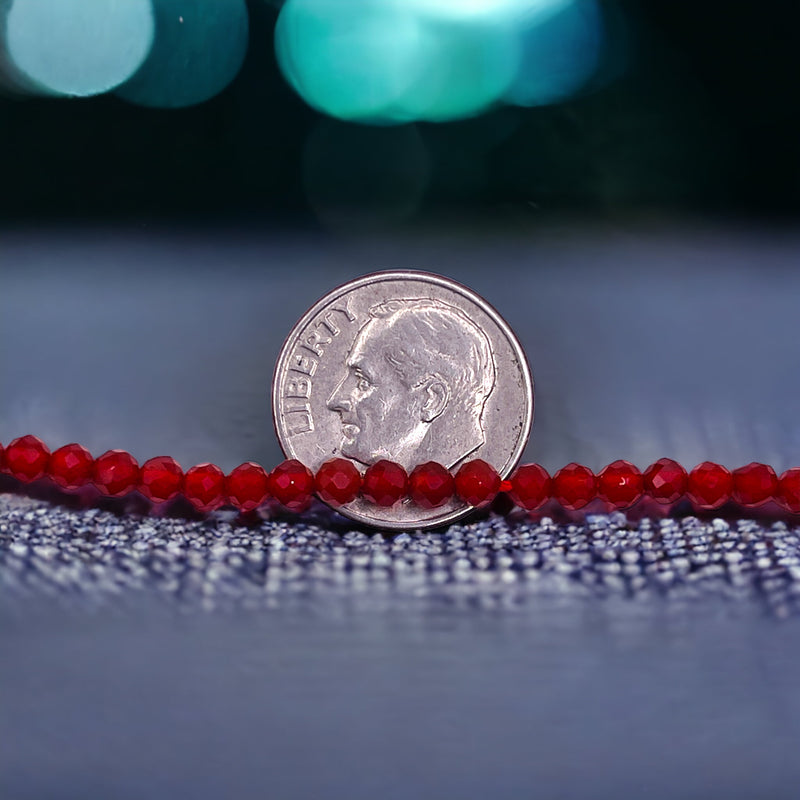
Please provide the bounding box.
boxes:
[454,459,501,507]
[93,449,140,497]
[362,460,408,507]
[227,462,270,512]
[553,463,596,510]
[597,460,643,508]
[508,464,551,511]
[643,458,687,503]
[49,443,93,490]
[184,463,226,512]
[776,468,800,513]
[140,456,183,504]
[732,462,778,507]
[0,441,4,471]
[4,435,50,482]
[687,462,732,510]
[315,458,361,506]
[270,459,315,512]
[409,462,455,509]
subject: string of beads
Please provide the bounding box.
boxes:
[2,434,800,516]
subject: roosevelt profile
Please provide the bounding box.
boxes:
[327,297,496,471]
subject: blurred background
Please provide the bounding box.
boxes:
[0,0,797,226]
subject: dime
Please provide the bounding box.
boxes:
[272,270,533,529]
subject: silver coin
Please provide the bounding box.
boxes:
[272,270,533,529]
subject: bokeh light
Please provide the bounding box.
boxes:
[275,0,603,124]
[389,18,519,123]
[275,0,430,123]
[407,0,573,23]
[5,0,154,97]
[504,0,603,106]
[116,0,249,109]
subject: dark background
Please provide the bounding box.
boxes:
[1,0,798,225]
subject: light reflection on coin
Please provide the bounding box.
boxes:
[272,270,533,529]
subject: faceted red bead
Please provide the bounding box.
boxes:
[409,461,455,509]
[597,460,643,508]
[49,443,94,490]
[508,464,551,511]
[732,462,778,507]
[553,463,596,510]
[270,459,315,512]
[227,462,270,512]
[139,456,184,504]
[184,463,226,512]
[315,458,361,506]
[643,458,687,503]
[362,460,408,507]
[454,459,501,507]
[687,462,732,510]
[4,435,50,482]
[776,468,800,513]
[93,449,140,497]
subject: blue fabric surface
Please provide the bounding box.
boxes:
[3,493,800,799]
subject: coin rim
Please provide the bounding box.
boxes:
[271,269,534,530]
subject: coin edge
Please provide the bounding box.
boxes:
[271,269,534,530]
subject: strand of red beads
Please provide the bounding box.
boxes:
[2,435,800,516]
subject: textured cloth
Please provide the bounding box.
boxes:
[4,494,800,800]
[2,493,799,615]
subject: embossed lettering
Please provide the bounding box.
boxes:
[290,353,318,376]
[318,300,356,336]
[284,377,312,399]
[284,398,312,413]
[286,407,314,435]
[301,329,333,358]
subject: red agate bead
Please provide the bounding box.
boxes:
[409,461,455,509]
[508,463,551,511]
[643,458,687,503]
[49,443,94,490]
[687,462,732,510]
[362,460,408,507]
[731,462,778,507]
[184,463,226,512]
[777,468,800,513]
[5,435,50,482]
[93,449,140,497]
[270,459,314,512]
[454,459,501,506]
[227,462,270,512]
[315,458,361,506]
[553,463,596,510]
[597,460,643,508]
[140,456,184,504]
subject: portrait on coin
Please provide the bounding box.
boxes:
[327,297,496,471]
